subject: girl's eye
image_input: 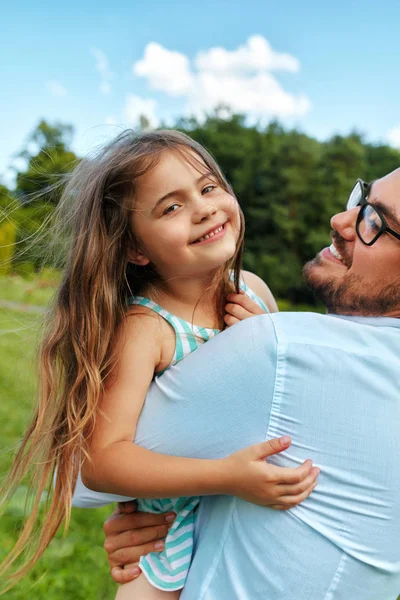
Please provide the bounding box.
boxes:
[163,203,181,215]
[202,184,216,195]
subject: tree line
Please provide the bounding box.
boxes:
[1,115,399,304]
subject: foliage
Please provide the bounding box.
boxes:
[2,115,400,302]
[0,121,78,272]
[0,222,16,276]
[16,120,78,206]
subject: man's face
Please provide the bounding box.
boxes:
[303,168,400,317]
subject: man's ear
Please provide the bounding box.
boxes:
[128,249,151,266]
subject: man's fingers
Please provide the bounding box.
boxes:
[111,565,140,585]
[104,510,174,536]
[104,524,169,554]
[278,466,320,496]
[108,537,165,569]
[116,500,138,514]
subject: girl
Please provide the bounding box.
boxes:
[0,130,318,598]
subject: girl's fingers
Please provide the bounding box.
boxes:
[225,302,253,320]
[224,314,239,327]
[227,293,265,314]
[268,459,314,485]
[273,482,318,510]
[278,467,320,497]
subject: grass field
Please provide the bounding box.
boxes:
[0,275,118,598]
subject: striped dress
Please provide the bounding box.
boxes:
[127,279,268,591]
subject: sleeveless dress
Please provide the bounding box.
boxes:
[126,278,268,591]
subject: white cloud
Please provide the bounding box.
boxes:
[195,35,300,75]
[46,80,68,97]
[123,94,159,129]
[133,42,194,96]
[189,71,310,120]
[90,47,113,95]
[387,126,400,149]
[132,36,310,122]
[104,116,117,126]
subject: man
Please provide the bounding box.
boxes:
[75,171,400,598]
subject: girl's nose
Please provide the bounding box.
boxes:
[193,199,217,223]
[330,207,358,241]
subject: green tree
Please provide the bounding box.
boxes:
[12,121,78,271]
[0,185,17,275]
[16,120,78,205]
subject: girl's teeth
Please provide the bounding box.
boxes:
[197,225,223,242]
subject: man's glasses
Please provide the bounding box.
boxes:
[346,179,400,246]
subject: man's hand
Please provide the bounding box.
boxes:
[103,501,175,584]
[225,292,266,327]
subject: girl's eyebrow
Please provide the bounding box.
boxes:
[152,171,214,211]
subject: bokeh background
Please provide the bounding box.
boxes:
[1,1,400,597]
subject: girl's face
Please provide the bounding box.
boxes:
[130,150,241,279]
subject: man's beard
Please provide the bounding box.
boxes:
[303,253,400,316]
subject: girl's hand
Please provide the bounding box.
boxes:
[225,292,266,327]
[223,436,320,509]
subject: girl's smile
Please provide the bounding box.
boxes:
[190,222,227,245]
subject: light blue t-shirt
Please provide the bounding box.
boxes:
[73,312,400,599]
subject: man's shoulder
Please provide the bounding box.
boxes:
[268,311,398,356]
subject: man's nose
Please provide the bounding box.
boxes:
[330,207,358,241]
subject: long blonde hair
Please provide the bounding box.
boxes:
[0,129,245,591]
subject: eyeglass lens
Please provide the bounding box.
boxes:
[347,182,362,210]
[357,205,383,244]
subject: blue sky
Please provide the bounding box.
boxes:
[3,0,400,186]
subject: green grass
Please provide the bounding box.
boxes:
[0,307,118,599]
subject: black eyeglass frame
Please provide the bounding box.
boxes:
[348,179,400,247]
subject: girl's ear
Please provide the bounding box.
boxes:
[128,249,151,266]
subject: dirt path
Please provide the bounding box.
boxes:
[0,300,46,314]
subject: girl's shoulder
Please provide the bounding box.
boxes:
[126,303,171,338]
[125,303,176,372]
[240,270,278,313]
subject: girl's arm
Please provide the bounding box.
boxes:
[82,312,318,503]
[82,311,227,498]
